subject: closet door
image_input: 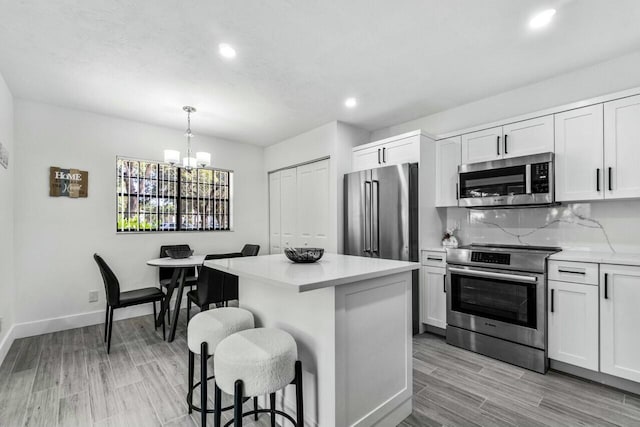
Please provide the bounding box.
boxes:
[280,167,298,248]
[268,171,282,254]
[296,159,330,248]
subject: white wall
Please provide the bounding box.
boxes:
[12,100,267,331]
[265,121,369,253]
[0,73,15,359]
[371,50,640,140]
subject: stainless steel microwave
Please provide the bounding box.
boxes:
[458,152,554,208]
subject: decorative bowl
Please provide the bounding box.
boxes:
[165,248,194,259]
[284,247,324,263]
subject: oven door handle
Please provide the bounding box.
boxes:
[448,267,538,283]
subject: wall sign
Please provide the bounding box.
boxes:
[49,167,89,198]
[0,141,8,169]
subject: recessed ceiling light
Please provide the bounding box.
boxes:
[345,97,357,108]
[529,9,556,29]
[219,43,237,59]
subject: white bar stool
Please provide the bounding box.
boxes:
[187,307,256,426]
[213,328,304,427]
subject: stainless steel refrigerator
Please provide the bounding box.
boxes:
[344,163,420,334]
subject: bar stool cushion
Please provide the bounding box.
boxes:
[187,307,254,356]
[214,328,297,397]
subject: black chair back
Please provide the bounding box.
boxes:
[241,244,260,257]
[203,253,243,302]
[159,244,195,281]
[93,254,120,307]
[196,266,226,307]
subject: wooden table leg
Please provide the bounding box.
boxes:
[168,268,186,342]
[156,268,180,328]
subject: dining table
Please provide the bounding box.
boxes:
[147,254,206,342]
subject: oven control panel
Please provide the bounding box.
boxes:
[471,251,511,265]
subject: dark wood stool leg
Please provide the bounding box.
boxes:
[270,393,276,427]
[253,396,258,421]
[234,380,243,427]
[201,342,208,427]
[188,350,194,414]
[214,383,222,427]
[295,361,304,426]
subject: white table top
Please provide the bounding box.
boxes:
[204,253,419,293]
[146,254,206,267]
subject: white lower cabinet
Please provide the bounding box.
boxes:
[420,266,447,329]
[548,280,599,371]
[600,264,640,382]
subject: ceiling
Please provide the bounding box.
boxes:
[1,0,640,146]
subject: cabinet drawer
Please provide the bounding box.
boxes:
[422,250,446,267]
[548,260,599,285]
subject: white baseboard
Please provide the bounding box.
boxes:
[11,295,188,341]
[0,323,16,368]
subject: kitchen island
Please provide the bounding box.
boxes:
[205,253,419,427]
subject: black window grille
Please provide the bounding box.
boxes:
[116,157,232,232]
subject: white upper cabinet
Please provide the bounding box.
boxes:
[461,116,554,164]
[435,137,461,207]
[502,115,554,159]
[600,264,640,382]
[604,95,640,199]
[279,167,298,248]
[461,126,502,164]
[548,280,599,371]
[296,159,330,248]
[352,132,420,171]
[269,171,282,254]
[554,105,604,202]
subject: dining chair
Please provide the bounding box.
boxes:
[159,244,198,322]
[94,254,166,353]
[240,244,260,256]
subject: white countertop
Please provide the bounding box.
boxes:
[204,253,419,292]
[550,250,640,267]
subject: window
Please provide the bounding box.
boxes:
[116,157,232,232]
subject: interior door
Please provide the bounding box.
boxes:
[343,169,368,256]
[268,171,282,254]
[554,105,604,202]
[371,164,410,261]
[604,95,640,199]
[502,115,554,159]
[280,167,297,248]
[296,160,330,248]
[461,126,502,164]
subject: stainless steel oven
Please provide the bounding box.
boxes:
[458,152,554,208]
[445,244,560,373]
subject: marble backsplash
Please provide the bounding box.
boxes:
[444,200,640,253]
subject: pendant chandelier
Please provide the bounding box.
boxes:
[164,106,211,170]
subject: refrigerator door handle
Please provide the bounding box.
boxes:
[372,180,379,254]
[364,180,372,253]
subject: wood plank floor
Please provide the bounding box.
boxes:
[1,311,639,426]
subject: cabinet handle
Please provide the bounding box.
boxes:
[596,168,600,192]
[504,134,508,155]
[496,136,501,156]
[377,149,381,164]
[604,273,609,299]
[382,147,386,163]
[608,167,613,191]
[558,269,586,275]
[427,257,443,261]
[456,183,459,200]
[443,276,447,293]
[550,289,554,313]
